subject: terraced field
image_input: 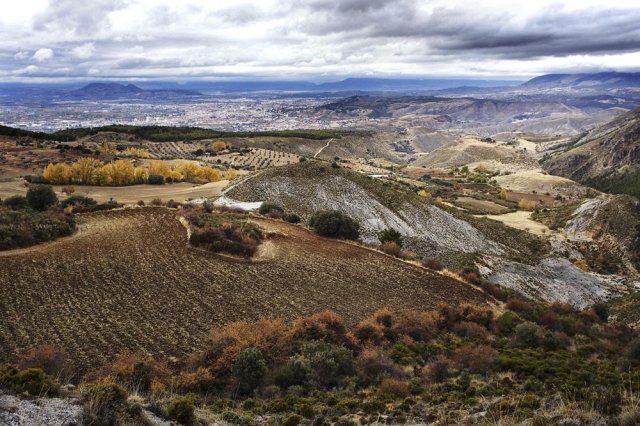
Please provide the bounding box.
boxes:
[201,148,300,170]
[0,208,489,370]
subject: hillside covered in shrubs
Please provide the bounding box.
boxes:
[3,297,640,425]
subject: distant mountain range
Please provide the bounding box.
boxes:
[521,72,640,89]
[69,82,202,100]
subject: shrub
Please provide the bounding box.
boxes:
[285,213,301,224]
[3,195,28,209]
[356,347,402,381]
[167,395,196,425]
[16,344,69,379]
[513,322,541,347]
[290,311,353,347]
[425,357,450,383]
[259,202,285,218]
[496,311,521,334]
[452,344,497,374]
[378,228,403,247]
[381,241,402,257]
[300,341,355,388]
[379,378,409,398]
[309,210,359,240]
[421,258,444,271]
[592,302,609,322]
[232,347,267,395]
[26,184,57,211]
[60,195,97,208]
[147,174,164,185]
[0,365,60,396]
[80,382,131,426]
[150,198,163,206]
[190,221,263,257]
[273,355,313,389]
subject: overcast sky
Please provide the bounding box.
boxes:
[2,0,640,82]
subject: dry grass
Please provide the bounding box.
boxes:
[0,208,489,371]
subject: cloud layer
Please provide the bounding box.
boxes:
[1,0,640,82]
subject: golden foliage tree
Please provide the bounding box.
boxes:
[43,163,72,185]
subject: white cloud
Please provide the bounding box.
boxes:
[14,51,30,60]
[71,42,95,59]
[32,48,54,62]
[0,0,637,81]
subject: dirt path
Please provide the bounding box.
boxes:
[313,138,334,158]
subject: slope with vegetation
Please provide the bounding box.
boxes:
[3,297,640,425]
[543,108,640,196]
[0,207,489,372]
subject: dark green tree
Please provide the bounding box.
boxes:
[309,210,359,240]
[26,185,58,211]
[232,347,267,395]
[378,228,403,247]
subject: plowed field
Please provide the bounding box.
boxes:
[0,208,489,369]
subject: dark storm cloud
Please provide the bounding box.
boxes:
[296,2,640,59]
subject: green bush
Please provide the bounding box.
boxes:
[147,174,165,185]
[60,195,97,208]
[167,395,196,425]
[0,207,73,250]
[80,382,132,426]
[309,210,360,240]
[26,184,58,211]
[513,322,540,347]
[378,228,403,247]
[285,213,301,224]
[0,365,60,396]
[2,195,28,209]
[259,202,285,217]
[274,355,313,389]
[301,341,355,388]
[233,348,267,395]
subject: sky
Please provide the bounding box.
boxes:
[1,0,640,83]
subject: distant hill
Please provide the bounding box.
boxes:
[69,82,202,100]
[522,72,640,89]
[543,108,640,196]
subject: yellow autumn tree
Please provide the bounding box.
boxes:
[225,168,237,180]
[134,167,149,183]
[43,163,72,184]
[148,160,172,179]
[200,166,222,182]
[120,147,150,158]
[176,162,201,181]
[102,160,135,186]
[71,157,103,184]
[211,140,228,151]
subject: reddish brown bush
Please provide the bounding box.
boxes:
[453,321,489,339]
[356,347,402,381]
[379,378,409,397]
[452,344,497,374]
[425,356,450,383]
[506,298,534,317]
[354,320,386,345]
[394,310,441,342]
[84,353,171,392]
[421,258,444,271]
[381,241,402,257]
[290,311,355,347]
[16,344,69,379]
[201,319,288,374]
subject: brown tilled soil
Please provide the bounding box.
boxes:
[0,208,489,370]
